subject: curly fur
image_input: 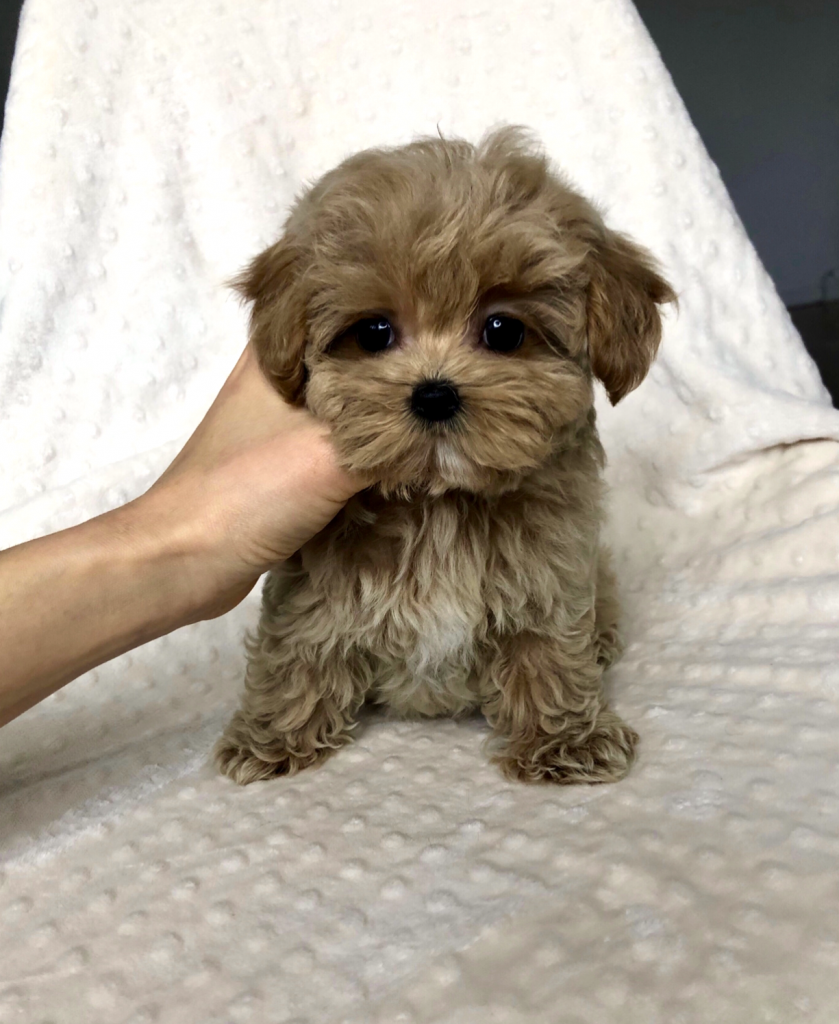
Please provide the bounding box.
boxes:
[215,126,674,786]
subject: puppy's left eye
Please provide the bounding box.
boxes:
[354,317,395,353]
[483,315,525,353]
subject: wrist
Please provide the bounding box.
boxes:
[116,487,261,624]
[99,499,206,629]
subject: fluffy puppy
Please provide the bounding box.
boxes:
[215,126,674,786]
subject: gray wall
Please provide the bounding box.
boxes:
[635,0,839,307]
[0,0,24,140]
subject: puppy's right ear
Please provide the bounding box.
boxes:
[231,239,308,405]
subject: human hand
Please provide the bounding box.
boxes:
[0,344,366,725]
[130,344,367,619]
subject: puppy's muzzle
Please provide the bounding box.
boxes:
[410,380,461,423]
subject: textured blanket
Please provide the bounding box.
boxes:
[2,0,838,1021]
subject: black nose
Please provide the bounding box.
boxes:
[410,380,461,422]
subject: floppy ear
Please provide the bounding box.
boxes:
[232,238,308,405]
[586,228,675,405]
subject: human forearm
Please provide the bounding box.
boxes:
[0,502,209,726]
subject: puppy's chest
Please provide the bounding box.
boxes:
[336,502,491,664]
[398,590,479,674]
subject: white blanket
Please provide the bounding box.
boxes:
[2,0,839,1020]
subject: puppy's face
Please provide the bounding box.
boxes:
[237,128,674,496]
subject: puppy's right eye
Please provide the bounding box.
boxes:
[354,317,394,353]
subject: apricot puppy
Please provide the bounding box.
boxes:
[216,126,674,785]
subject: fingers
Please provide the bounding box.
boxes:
[224,345,370,497]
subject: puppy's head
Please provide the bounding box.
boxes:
[235,127,675,496]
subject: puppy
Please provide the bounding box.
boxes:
[215,126,674,785]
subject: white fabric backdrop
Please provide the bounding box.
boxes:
[1,1,838,1021]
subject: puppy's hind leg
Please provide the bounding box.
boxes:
[594,548,624,670]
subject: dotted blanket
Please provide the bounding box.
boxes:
[1,1,838,1021]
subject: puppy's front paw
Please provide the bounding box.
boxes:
[496,710,638,785]
[214,733,333,785]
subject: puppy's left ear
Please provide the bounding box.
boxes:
[231,237,309,405]
[586,228,675,405]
